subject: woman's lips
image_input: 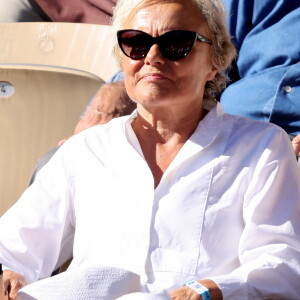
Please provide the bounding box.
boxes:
[141,73,169,81]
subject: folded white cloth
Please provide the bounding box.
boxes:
[116,291,171,300]
[18,266,140,300]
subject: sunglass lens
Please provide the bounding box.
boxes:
[161,31,195,60]
[119,31,151,59]
[118,30,197,61]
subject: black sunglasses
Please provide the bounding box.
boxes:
[117,29,212,61]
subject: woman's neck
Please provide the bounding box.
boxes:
[133,104,206,140]
[132,106,207,188]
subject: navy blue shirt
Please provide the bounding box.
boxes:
[221,0,300,135]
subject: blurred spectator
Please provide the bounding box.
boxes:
[0,0,116,24]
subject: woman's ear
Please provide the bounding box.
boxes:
[206,65,218,81]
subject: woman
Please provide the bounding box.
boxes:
[1,0,300,299]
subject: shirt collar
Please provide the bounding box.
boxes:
[124,102,230,158]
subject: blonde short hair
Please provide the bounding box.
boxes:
[111,0,236,102]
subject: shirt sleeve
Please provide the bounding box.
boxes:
[209,127,300,299]
[0,144,75,283]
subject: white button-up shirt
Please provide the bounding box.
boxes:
[1,104,300,299]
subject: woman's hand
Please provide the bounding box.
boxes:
[3,270,27,300]
[169,279,222,300]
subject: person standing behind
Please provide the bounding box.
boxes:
[220,0,300,155]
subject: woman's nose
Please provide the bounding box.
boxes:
[144,44,165,65]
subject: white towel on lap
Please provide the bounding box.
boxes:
[18,266,141,300]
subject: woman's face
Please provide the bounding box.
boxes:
[120,1,217,112]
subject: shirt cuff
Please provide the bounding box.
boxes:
[207,273,247,300]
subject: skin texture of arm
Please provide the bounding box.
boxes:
[58,81,136,146]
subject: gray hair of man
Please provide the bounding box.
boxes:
[111,0,236,104]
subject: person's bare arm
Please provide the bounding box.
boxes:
[58,81,136,146]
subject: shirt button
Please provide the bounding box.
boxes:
[284,86,293,93]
